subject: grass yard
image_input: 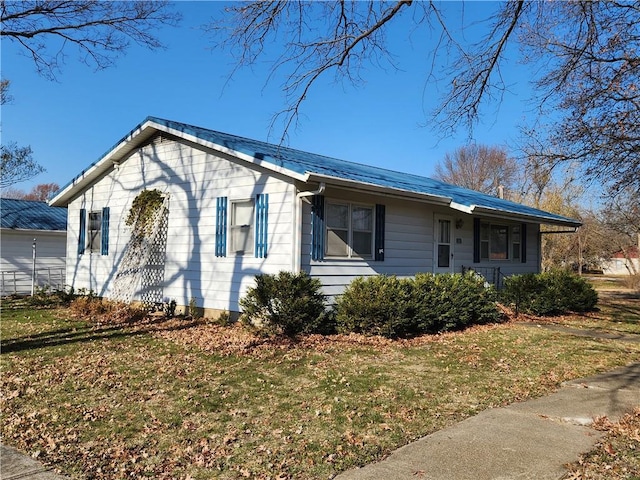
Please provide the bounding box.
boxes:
[1,285,639,480]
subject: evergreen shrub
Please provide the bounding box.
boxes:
[335,272,500,338]
[239,271,330,336]
[502,270,597,316]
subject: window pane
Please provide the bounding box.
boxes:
[439,219,451,243]
[490,225,508,260]
[326,229,348,256]
[233,201,254,226]
[352,231,372,256]
[481,241,489,260]
[88,212,102,252]
[480,223,490,241]
[352,207,372,231]
[231,225,253,254]
[231,200,254,254]
[438,244,450,267]
[513,243,521,260]
[326,204,349,229]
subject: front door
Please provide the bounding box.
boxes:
[434,216,453,274]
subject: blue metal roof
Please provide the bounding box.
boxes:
[51,116,580,227]
[147,117,580,226]
[1,198,67,231]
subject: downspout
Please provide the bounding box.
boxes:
[292,182,326,272]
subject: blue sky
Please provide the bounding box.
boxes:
[2,1,535,193]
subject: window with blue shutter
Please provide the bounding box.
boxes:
[311,195,325,261]
[215,197,228,257]
[78,208,86,255]
[375,204,385,261]
[255,194,269,258]
[101,207,110,255]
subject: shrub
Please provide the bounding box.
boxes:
[239,271,329,336]
[335,272,500,338]
[412,272,500,333]
[502,270,598,316]
[69,295,146,323]
[335,275,415,338]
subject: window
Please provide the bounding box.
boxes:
[325,202,373,258]
[230,199,254,254]
[88,211,102,253]
[480,222,509,260]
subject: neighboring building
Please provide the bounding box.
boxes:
[50,117,581,315]
[602,246,640,276]
[1,198,67,295]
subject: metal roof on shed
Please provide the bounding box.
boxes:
[1,198,67,231]
[50,116,581,227]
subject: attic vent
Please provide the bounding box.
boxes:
[151,134,173,144]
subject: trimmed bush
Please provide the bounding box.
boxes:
[239,271,329,336]
[412,272,500,333]
[335,272,500,338]
[335,275,415,338]
[502,270,598,316]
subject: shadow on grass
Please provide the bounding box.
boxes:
[1,316,205,354]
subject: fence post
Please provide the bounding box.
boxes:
[31,238,37,296]
[13,271,17,295]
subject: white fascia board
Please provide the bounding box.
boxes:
[469,204,582,228]
[151,121,308,183]
[305,173,452,205]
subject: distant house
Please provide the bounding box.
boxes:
[1,198,67,295]
[602,246,640,276]
[50,117,581,316]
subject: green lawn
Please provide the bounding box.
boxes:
[1,289,639,479]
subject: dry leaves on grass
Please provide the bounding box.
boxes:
[564,408,640,480]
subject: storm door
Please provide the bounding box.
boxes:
[434,216,453,273]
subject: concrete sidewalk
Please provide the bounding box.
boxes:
[2,363,638,480]
[0,444,68,480]
[336,362,640,480]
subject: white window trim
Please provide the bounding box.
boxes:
[325,201,374,259]
[230,198,255,255]
[88,210,102,254]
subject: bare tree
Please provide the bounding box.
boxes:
[1,1,180,79]
[434,144,519,197]
[1,79,44,188]
[2,182,60,200]
[212,1,639,193]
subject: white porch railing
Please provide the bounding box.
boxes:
[1,268,66,296]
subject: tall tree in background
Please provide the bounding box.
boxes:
[1,1,180,79]
[2,182,60,201]
[0,79,43,187]
[213,1,639,194]
[433,144,519,197]
[1,1,180,188]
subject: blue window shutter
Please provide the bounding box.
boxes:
[78,208,86,255]
[101,207,110,255]
[375,204,385,261]
[521,223,527,263]
[311,195,325,261]
[255,194,269,258]
[215,197,227,257]
[473,218,481,263]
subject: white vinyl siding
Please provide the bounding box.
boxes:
[64,138,294,313]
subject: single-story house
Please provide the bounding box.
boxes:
[602,245,640,276]
[50,117,581,315]
[1,198,68,295]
